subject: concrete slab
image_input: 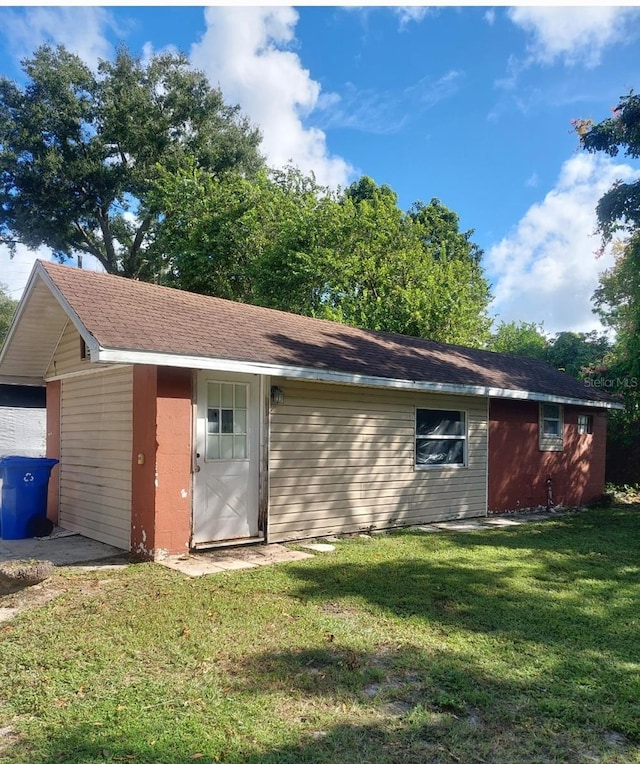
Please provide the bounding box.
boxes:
[0,529,127,567]
[298,543,336,553]
[431,521,493,532]
[415,512,560,534]
[157,543,313,578]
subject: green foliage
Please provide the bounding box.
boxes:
[0,44,263,278]
[487,321,549,359]
[488,322,612,381]
[588,235,640,441]
[574,91,640,244]
[0,283,17,348]
[576,93,640,459]
[546,330,612,377]
[153,170,493,347]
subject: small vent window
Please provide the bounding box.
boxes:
[577,414,593,435]
[539,403,563,451]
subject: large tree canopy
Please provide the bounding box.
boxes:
[576,93,640,472]
[0,44,263,278]
[152,168,493,347]
[488,321,549,360]
[574,91,640,244]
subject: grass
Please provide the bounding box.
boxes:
[1,507,639,763]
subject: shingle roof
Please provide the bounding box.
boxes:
[39,260,613,406]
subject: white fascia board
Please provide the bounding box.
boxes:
[34,262,102,358]
[96,346,623,410]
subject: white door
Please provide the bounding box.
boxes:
[193,371,260,546]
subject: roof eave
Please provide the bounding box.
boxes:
[96,346,623,410]
[36,262,101,358]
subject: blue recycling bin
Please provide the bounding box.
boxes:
[0,456,59,540]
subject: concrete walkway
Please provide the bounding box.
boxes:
[0,527,127,567]
[415,509,569,534]
[158,544,314,577]
[0,509,569,577]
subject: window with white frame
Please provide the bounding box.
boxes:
[539,403,563,451]
[577,414,593,435]
[415,409,466,468]
[206,382,248,460]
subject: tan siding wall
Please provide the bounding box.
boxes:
[59,367,133,549]
[268,381,488,542]
[46,320,92,378]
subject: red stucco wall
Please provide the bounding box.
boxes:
[488,399,607,513]
[153,367,193,557]
[130,365,193,559]
[45,380,61,524]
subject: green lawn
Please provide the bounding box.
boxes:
[1,507,639,763]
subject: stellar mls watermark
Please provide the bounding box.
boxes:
[583,377,639,389]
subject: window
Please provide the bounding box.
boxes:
[416,409,466,468]
[80,337,89,360]
[206,382,248,460]
[577,414,593,435]
[539,403,563,451]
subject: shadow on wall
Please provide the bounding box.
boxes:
[488,400,605,512]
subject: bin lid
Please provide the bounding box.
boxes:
[0,456,59,468]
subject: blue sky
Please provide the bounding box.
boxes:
[1,4,639,337]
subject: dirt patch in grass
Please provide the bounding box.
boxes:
[0,568,122,624]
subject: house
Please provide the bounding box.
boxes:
[0,260,620,558]
[0,383,46,457]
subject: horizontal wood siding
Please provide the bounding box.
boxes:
[268,381,488,542]
[45,321,116,379]
[59,367,133,549]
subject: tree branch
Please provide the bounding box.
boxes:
[95,206,118,273]
[129,215,152,276]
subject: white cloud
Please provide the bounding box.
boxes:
[484,9,496,27]
[394,7,432,29]
[0,7,119,69]
[190,7,353,189]
[487,154,640,335]
[0,245,49,300]
[507,6,640,68]
[0,245,105,303]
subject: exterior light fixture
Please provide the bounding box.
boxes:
[270,386,285,405]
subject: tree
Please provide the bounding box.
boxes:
[546,330,611,378]
[326,190,492,345]
[574,91,640,244]
[576,96,640,480]
[487,321,549,359]
[575,94,640,395]
[0,44,263,279]
[152,169,493,346]
[0,283,17,348]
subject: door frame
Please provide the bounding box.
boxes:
[191,370,267,549]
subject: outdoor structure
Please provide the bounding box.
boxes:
[0,261,620,559]
[0,383,46,458]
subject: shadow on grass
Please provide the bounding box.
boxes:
[0,717,506,764]
[283,509,640,658]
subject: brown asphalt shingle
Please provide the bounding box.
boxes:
[40,260,613,405]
